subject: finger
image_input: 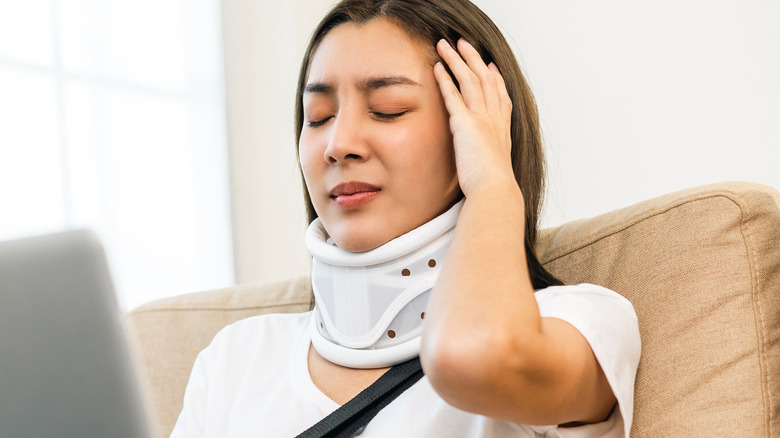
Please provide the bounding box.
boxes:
[456,39,492,80]
[433,61,469,119]
[436,39,486,111]
[488,62,513,123]
[456,39,502,111]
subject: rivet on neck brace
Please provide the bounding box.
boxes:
[306,200,463,369]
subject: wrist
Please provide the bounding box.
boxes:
[462,170,523,206]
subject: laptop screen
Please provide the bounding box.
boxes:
[0,230,153,438]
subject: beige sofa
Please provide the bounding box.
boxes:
[126,181,780,437]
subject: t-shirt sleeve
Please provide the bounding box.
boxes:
[534,284,641,438]
[168,321,241,438]
[170,347,209,438]
[168,317,258,438]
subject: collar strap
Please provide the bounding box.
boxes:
[306,200,463,368]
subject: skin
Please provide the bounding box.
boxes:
[299,19,461,253]
[300,18,616,426]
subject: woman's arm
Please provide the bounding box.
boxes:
[420,38,615,426]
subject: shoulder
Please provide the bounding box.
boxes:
[217,311,312,337]
[173,312,314,436]
[535,283,634,308]
[533,283,640,365]
[535,283,637,325]
[201,311,312,362]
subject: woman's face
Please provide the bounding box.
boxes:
[299,18,460,253]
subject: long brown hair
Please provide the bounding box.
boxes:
[294,0,561,289]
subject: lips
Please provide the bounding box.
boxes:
[329,181,381,208]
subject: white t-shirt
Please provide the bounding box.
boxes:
[171,284,641,438]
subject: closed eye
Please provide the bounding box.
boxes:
[307,111,408,127]
[372,111,408,121]
[307,117,332,128]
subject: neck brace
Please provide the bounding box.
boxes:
[306,200,463,369]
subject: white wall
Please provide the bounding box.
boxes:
[221,0,334,284]
[222,0,780,285]
[482,0,780,226]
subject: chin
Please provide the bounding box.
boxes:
[332,236,383,254]
[329,225,398,254]
[318,212,389,253]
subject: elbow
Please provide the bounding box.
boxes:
[420,324,532,412]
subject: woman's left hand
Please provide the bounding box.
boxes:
[433,38,515,197]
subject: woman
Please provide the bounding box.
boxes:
[172,0,640,436]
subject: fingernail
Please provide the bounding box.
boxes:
[460,38,472,47]
[439,39,451,48]
[488,62,499,72]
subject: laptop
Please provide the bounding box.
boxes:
[0,229,153,438]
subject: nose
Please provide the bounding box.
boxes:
[324,110,370,165]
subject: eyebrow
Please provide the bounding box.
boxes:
[304,75,421,94]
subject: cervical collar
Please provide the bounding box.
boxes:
[306,200,463,369]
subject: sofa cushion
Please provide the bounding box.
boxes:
[536,181,780,436]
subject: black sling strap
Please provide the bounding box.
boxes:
[296,357,424,438]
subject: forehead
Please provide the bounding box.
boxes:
[307,18,435,84]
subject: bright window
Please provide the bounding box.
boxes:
[0,0,233,310]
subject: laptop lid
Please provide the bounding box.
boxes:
[0,230,153,438]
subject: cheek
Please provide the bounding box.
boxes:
[298,136,323,191]
[419,126,457,189]
[387,126,456,195]
[397,110,451,154]
[414,118,454,170]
